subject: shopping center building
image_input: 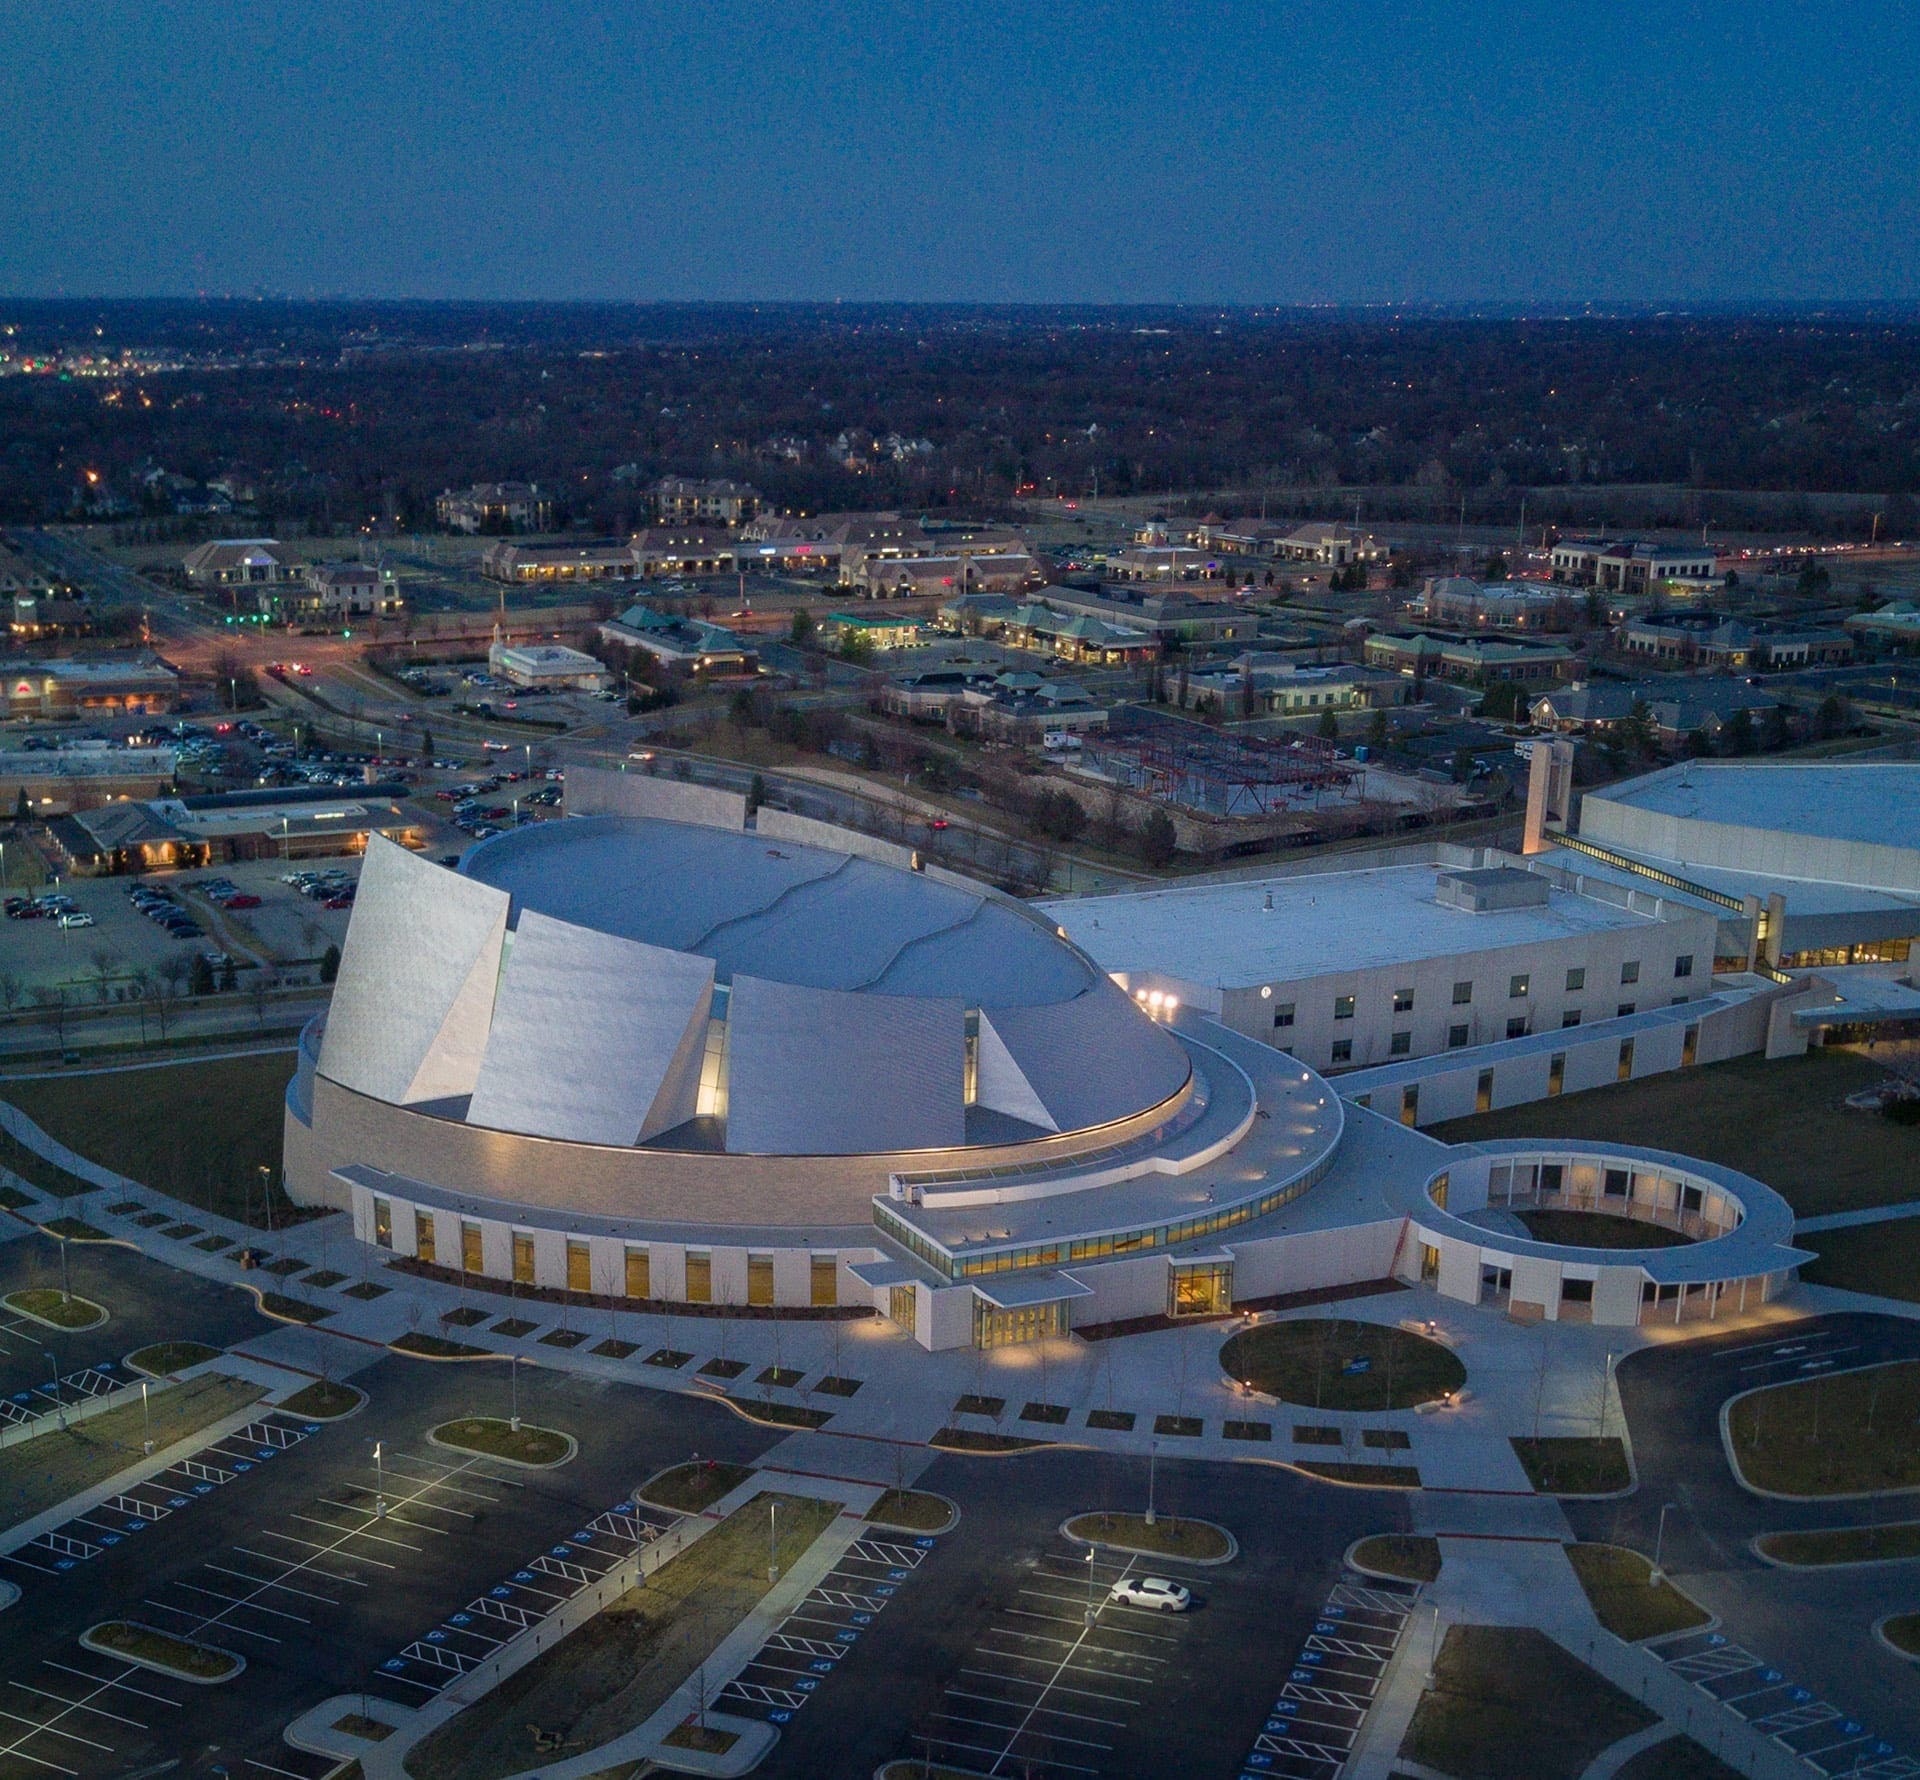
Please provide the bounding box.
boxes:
[284,764,1821,1348]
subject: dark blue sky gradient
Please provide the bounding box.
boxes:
[3,0,1915,301]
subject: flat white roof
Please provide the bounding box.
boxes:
[1045,862,1664,991]
[1592,763,1920,855]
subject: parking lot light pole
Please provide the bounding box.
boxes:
[1085,1542,1097,1625]
[1145,1438,1158,1527]
[43,1351,65,1429]
[509,1353,521,1431]
[768,1499,779,1585]
[257,1164,274,1234]
[58,1228,71,1303]
[374,1439,388,1518]
[141,1378,152,1454]
[1651,1502,1675,1586]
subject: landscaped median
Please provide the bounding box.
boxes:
[0,1373,263,1525]
[1063,1511,1235,1563]
[429,1417,574,1468]
[1510,1436,1632,1495]
[866,1489,957,1535]
[641,1459,754,1514]
[279,1379,366,1420]
[1878,1613,1920,1661]
[4,1287,108,1331]
[1755,1522,1920,1567]
[126,1341,221,1377]
[1564,1543,1711,1642]
[1349,1534,1441,1582]
[1725,1360,1920,1497]
[403,1491,839,1780]
[81,1620,243,1683]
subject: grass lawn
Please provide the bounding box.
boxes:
[0,1375,263,1531]
[1757,1521,1920,1566]
[1219,1318,1465,1411]
[332,1715,395,1742]
[4,1287,107,1329]
[641,1460,752,1513]
[405,1493,838,1780]
[392,1332,485,1358]
[126,1340,221,1375]
[1401,1624,1656,1780]
[1297,1461,1421,1488]
[280,1380,365,1419]
[1065,1511,1232,1561]
[0,1052,306,1225]
[1798,1219,1920,1303]
[661,1721,737,1754]
[1883,1614,1920,1658]
[931,1428,1048,1454]
[1515,1209,1695,1250]
[866,1489,955,1533]
[432,1417,571,1466]
[257,1291,328,1324]
[1727,1361,1920,1496]
[1614,1736,1746,1780]
[87,1620,239,1680]
[1565,1544,1710,1641]
[41,1216,106,1240]
[1511,1437,1632,1495]
[736,1401,830,1429]
[1352,1534,1442,1582]
[1428,1049,1919,1218]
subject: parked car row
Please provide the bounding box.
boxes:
[282,869,356,910]
[4,893,91,928]
[127,882,204,941]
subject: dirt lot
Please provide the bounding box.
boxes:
[1429,1048,1919,1218]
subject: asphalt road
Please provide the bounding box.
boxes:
[0,1351,782,1780]
[0,1233,272,1401]
[1568,1311,1920,1751]
[754,1444,1408,1780]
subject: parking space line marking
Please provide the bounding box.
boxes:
[931,1709,1114,1751]
[5,1684,144,1730]
[285,1513,422,1552]
[956,1667,1142,1707]
[254,1529,397,1570]
[0,1743,79,1775]
[918,1732,1098,1776]
[202,1561,338,1604]
[231,1543,369,1585]
[0,1709,113,1752]
[39,1664,179,1707]
[944,1688,1125,1728]
[161,1580,310,1622]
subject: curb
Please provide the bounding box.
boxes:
[865,1489,961,1538]
[426,1422,577,1470]
[80,1621,245,1685]
[1719,1364,1920,1502]
[1343,1535,1440,1584]
[2,1290,109,1333]
[1059,1513,1238,1566]
[1872,1613,1920,1664]
[1747,1526,1920,1571]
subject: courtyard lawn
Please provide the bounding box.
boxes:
[1219,1317,1464,1412]
[1515,1209,1695,1250]
[1727,1360,1920,1496]
[405,1492,837,1780]
[1756,1522,1920,1566]
[0,1052,303,1225]
[1400,1625,1655,1780]
[1511,1437,1632,1495]
[1428,1049,1920,1218]
[1351,1534,1442,1582]
[1798,1218,1920,1304]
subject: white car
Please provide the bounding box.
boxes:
[1107,1576,1191,1613]
[57,911,95,929]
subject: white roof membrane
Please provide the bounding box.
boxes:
[980,980,1191,1133]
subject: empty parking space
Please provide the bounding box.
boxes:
[903,1544,1207,1780]
[720,1532,939,1727]
[1659,1631,1918,1778]
[0,1651,194,1779]
[370,1497,674,1702]
[3,1414,316,1579]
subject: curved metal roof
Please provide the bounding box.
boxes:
[464,815,1093,1006]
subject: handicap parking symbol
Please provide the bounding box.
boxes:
[769,1711,792,1724]
[888,1569,908,1580]
[193,1483,213,1495]
[451,1613,472,1626]
[492,1586,514,1598]
[304,1423,322,1433]
[426,1630,447,1643]
[1289,1669,1310,1683]
[796,1679,817,1693]
[168,1496,189,1509]
[54,1559,74,1572]
[514,1570,536,1582]
[853,1613,873,1625]
[615,1501,636,1514]
[551,1544,573,1557]
[232,1460,252,1472]
[914,1537,935,1548]
[383,1658,408,1672]
[809,1660,834,1673]
[100,1534,121,1546]
[874,1585,895,1597]
[123,1521,145,1533]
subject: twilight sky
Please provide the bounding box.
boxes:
[3,0,1915,303]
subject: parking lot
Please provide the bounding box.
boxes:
[0,1347,782,1780]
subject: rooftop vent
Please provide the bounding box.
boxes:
[1435,866,1551,914]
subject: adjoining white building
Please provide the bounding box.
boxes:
[1047,856,1720,1076]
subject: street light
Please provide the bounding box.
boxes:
[768,1499,779,1585]
[141,1378,152,1454]
[1145,1438,1159,1527]
[43,1350,64,1429]
[509,1353,521,1431]
[1084,1541,1098,1625]
[1651,1502,1676,1586]
[374,1439,388,1517]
